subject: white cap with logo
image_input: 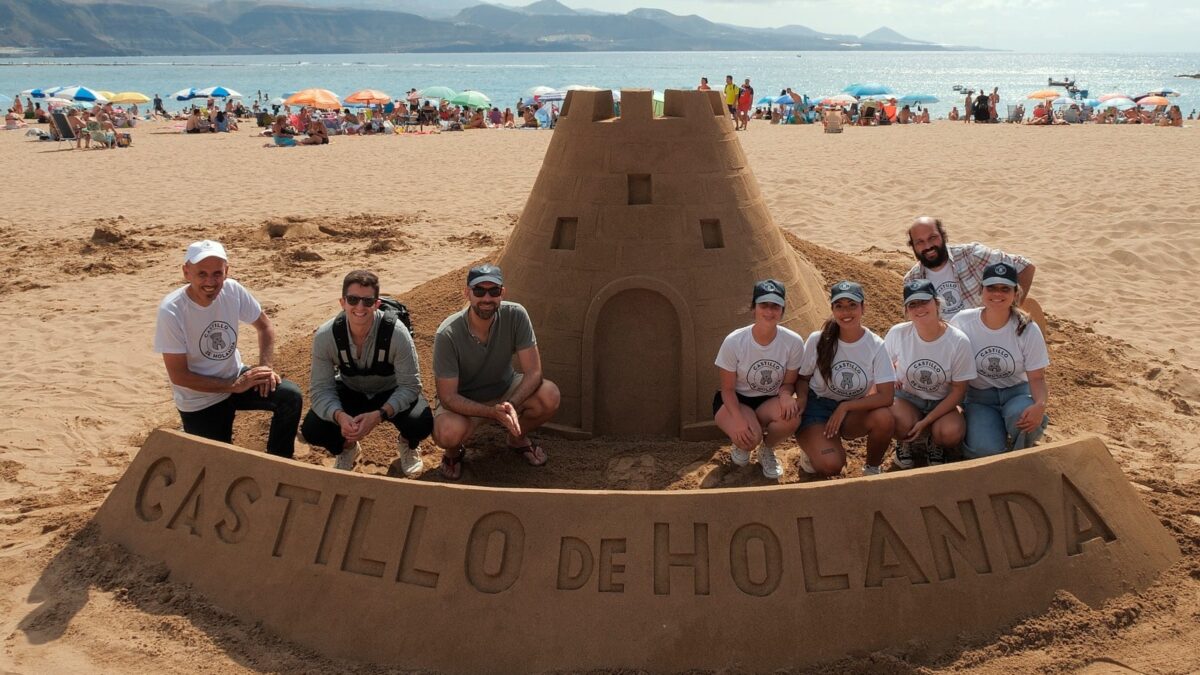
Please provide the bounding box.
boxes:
[185,240,228,264]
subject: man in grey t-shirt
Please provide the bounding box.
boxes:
[432,264,560,480]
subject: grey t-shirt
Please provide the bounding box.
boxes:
[310,311,422,422]
[433,301,536,402]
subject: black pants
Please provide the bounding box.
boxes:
[177,379,303,458]
[300,383,433,455]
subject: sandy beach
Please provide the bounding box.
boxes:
[1,117,1199,673]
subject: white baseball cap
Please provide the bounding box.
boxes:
[184,240,228,264]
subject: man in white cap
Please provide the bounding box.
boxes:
[431,264,560,480]
[153,240,302,456]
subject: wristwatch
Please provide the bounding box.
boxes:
[379,408,391,421]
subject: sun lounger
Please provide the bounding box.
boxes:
[50,111,77,142]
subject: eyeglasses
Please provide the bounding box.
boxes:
[471,286,502,298]
[344,294,378,307]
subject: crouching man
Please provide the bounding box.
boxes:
[301,270,432,474]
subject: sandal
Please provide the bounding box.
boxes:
[440,448,465,480]
[509,440,548,467]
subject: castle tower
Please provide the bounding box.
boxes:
[497,89,826,439]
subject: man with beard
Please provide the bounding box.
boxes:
[431,264,561,480]
[154,240,302,457]
[903,216,1035,320]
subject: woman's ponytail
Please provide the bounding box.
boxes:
[816,317,841,382]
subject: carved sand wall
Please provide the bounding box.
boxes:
[95,430,1181,672]
[496,89,827,439]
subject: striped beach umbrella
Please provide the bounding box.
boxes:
[55,86,106,102]
[195,86,243,98]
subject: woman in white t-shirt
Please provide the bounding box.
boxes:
[949,262,1049,458]
[884,279,977,469]
[796,281,896,477]
[713,280,805,480]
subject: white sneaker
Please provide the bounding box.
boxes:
[863,464,882,476]
[335,442,360,471]
[893,442,914,470]
[797,451,815,475]
[759,446,783,479]
[399,441,422,477]
[730,446,750,466]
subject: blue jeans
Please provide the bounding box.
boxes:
[962,382,1047,459]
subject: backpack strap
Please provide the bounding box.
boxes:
[371,313,396,376]
[331,312,360,376]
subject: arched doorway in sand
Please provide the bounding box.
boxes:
[581,276,697,437]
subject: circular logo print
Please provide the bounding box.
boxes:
[994,264,1008,276]
[747,359,783,394]
[199,321,236,360]
[976,346,1016,380]
[935,281,963,314]
[828,360,867,398]
[905,358,947,393]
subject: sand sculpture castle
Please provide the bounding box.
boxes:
[497,88,826,439]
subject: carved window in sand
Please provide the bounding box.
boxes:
[700,219,724,249]
[551,217,578,250]
[627,174,652,205]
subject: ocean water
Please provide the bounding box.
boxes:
[2,51,1198,116]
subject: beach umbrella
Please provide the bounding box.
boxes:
[285,88,341,110]
[1144,87,1181,97]
[344,89,391,105]
[756,96,776,105]
[95,90,116,100]
[774,95,795,105]
[897,93,939,105]
[538,90,567,103]
[24,86,64,98]
[42,97,73,107]
[417,86,457,101]
[110,92,150,104]
[527,85,555,98]
[820,94,858,106]
[196,86,243,98]
[449,90,491,109]
[1025,89,1061,100]
[1137,95,1171,107]
[843,83,891,97]
[55,86,106,103]
[1097,92,1129,102]
[171,87,200,101]
[1096,98,1135,109]
[563,84,602,91]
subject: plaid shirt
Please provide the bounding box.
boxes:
[903,242,1031,311]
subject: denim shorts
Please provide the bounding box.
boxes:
[800,391,841,428]
[895,389,942,416]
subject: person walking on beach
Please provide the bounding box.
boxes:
[974,92,990,123]
[301,270,432,474]
[949,263,1049,459]
[723,75,738,122]
[431,264,561,480]
[713,280,805,480]
[153,240,302,457]
[963,90,974,123]
[736,78,754,130]
[902,216,1035,320]
[796,281,896,477]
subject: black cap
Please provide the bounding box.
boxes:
[903,279,937,304]
[753,279,786,307]
[981,262,1018,287]
[467,264,503,288]
[830,280,864,303]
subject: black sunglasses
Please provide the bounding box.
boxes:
[344,294,378,307]
[471,286,502,298]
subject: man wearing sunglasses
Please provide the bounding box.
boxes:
[154,240,302,457]
[431,264,561,480]
[301,270,432,474]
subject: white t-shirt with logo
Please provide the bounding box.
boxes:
[714,325,805,397]
[925,263,965,318]
[950,308,1050,389]
[154,279,262,412]
[799,328,895,402]
[884,322,976,401]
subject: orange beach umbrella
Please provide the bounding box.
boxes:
[344,89,391,105]
[284,88,341,110]
[1137,95,1170,107]
[1025,89,1061,100]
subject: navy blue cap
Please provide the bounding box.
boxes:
[903,279,937,304]
[753,279,786,307]
[467,264,503,287]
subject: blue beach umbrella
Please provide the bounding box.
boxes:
[756,96,775,105]
[171,88,200,101]
[55,86,105,102]
[195,86,243,98]
[1096,97,1135,109]
[897,93,938,105]
[774,95,795,105]
[843,83,892,97]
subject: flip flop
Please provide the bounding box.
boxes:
[509,441,548,467]
[440,448,464,480]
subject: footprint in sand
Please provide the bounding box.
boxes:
[604,454,657,489]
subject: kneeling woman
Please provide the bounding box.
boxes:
[796,281,896,476]
[885,279,977,468]
[950,263,1049,458]
[714,280,805,479]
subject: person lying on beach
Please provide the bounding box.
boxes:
[301,269,431,474]
[154,240,302,458]
[886,279,976,469]
[4,108,26,130]
[903,215,1035,320]
[713,280,804,480]
[300,118,328,144]
[431,264,560,480]
[795,281,895,477]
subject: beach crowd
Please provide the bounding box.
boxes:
[155,215,1045,481]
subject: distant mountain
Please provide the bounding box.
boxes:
[0,0,996,56]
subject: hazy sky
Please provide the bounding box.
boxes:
[563,0,1200,52]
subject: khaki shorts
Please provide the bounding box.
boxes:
[433,373,524,421]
